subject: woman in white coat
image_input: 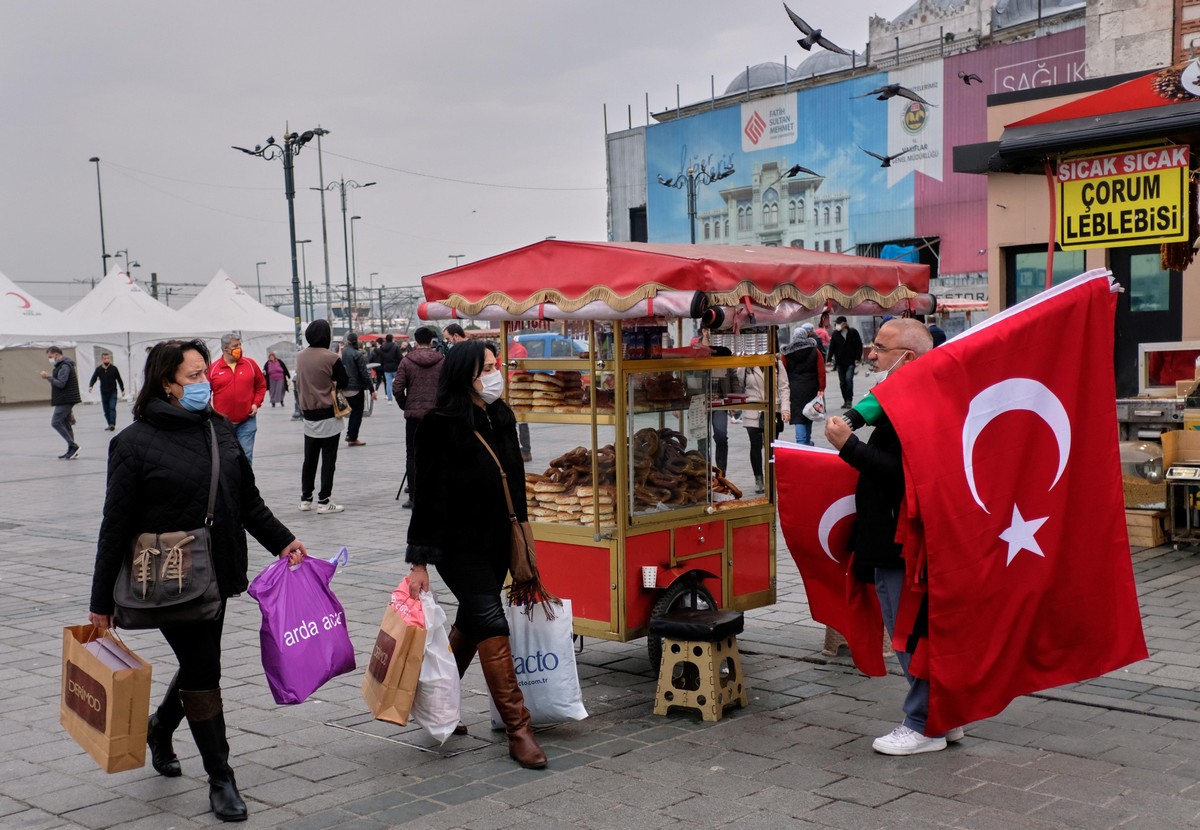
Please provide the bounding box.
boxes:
[738,356,790,494]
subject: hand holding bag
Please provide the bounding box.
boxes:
[60,624,152,773]
[488,599,587,728]
[248,555,357,705]
[362,578,427,725]
[113,422,222,629]
[409,590,461,744]
[473,430,559,611]
[332,382,352,419]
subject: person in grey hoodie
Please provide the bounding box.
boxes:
[40,345,82,458]
[393,326,445,508]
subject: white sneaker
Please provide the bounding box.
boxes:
[299,500,312,512]
[945,726,964,743]
[872,725,947,756]
[316,501,344,514]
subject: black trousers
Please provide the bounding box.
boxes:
[302,433,340,502]
[159,602,227,691]
[436,547,511,641]
[747,426,764,478]
[837,363,856,405]
[346,392,366,441]
[404,417,422,497]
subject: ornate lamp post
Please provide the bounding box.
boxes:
[114,249,139,276]
[317,177,375,336]
[233,127,319,418]
[657,159,735,244]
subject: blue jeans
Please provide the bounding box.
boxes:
[384,371,397,401]
[101,391,118,427]
[234,416,257,464]
[874,567,939,737]
[793,420,813,445]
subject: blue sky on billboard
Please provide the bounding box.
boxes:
[646,71,915,247]
[0,1,916,307]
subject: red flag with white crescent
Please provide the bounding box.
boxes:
[871,269,1147,735]
[776,443,886,677]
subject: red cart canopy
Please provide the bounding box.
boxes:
[420,240,929,318]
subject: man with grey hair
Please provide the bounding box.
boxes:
[824,318,960,756]
[207,332,266,462]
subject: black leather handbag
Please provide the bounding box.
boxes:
[113,422,222,629]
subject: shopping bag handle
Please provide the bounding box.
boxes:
[327,547,349,569]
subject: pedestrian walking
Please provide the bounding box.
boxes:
[87,338,308,822]
[264,352,290,407]
[88,351,125,431]
[828,316,864,408]
[207,333,266,463]
[405,340,547,769]
[376,334,403,401]
[782,328,825,445]
[295,320,349,514]
[737,356,789,494]
[41,345,81,458]
[340,332,376,447]
[393,327,444,509]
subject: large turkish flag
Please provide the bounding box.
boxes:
[776,443,886,677]
[872,270,1147,735]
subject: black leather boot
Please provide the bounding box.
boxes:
[181,689,247,822]
[448,627,478,736]
[147,671,183,776]
[477,636,547,769]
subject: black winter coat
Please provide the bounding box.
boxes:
[341,344,372,392]
[89,398,295,615]
[377,341,403,373]
[783,340,820,413]
[838,416,905,581]
[406,401,526,568]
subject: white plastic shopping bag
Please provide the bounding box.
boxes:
[410,591,461,744]
[489,599,587,727]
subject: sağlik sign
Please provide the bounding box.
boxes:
[1057,145,1190,250]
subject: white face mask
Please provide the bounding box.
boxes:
[866,350,912,386]
[48,357,57,365]
[480,370,505,404]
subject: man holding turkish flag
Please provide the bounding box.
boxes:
[775,444,886,679]
[849,270,1146,746]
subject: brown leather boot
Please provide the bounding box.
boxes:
[448,627,477,736]
[477,636,547,769]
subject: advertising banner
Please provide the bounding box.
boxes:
[1057,146,1190,250]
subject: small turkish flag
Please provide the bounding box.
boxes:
[776,443,886,677]
[872,269,1147,735]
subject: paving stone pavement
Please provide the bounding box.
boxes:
[5,397,1200,829]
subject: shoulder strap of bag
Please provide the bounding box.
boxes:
[205,421,220,527]
[474,429,517,518]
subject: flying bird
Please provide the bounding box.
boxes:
[859,146,912,168]
[783,3,850,56]
[959,70,983,85]
[766,164,821,189]
[853,84,936,106]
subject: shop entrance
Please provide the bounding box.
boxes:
[1109,246,1182,397]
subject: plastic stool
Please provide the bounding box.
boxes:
[650,609,748,722]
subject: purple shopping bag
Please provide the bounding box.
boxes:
[248,556,357,705]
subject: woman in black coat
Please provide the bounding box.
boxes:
[88,339,306,823]
[405,340,546,769]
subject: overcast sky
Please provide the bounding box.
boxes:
[1,0,915,309]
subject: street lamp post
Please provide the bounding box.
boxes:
[448,254,465,267]
[88,157,110,278]
[114,249,139,276]
[296,240,312,315]
[317,176,375,337]
[255,261,267,302]
[368,272,380,330]
[312,127,333,333]
[233,127,320,419]
[656,159,735,244]
[350,215,362,322]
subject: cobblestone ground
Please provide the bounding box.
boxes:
[4,398,1200,829]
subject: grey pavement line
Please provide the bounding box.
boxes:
[323,714,492,757]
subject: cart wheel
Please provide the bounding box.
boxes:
[646,578,716,670]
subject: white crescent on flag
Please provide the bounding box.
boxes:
[817,495,856,562]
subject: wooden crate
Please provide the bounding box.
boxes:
[1126,508,1167,548]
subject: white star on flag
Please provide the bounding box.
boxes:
[999,505,1048,566]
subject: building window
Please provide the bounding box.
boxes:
[1007,247,1085,305]
[824,206,830,225]
[724,218,730,236]
[789,200,797,224]
[835,205,842,224]
[813,207,819,224]
[823,240,831,252]
[703,222,710,240]
[835,238,843,253]
[714,221,720,239]
[1129,253,1171,312]
[792,239,804,248]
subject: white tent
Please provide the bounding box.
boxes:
[182,270,296,363]
[0,269,92,347]
[65,267,188,397]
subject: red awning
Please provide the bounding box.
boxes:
[1007,61,1200,129]
[420,240,929,317]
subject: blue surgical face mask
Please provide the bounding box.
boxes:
[179,381,212,412]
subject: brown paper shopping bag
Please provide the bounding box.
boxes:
[361,604,426,725]
[60,624,152,773]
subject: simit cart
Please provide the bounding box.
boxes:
[420,241,930,664]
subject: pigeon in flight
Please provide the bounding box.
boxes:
[766,164,821,189]
[853,84,936,106]
[783,3,850,55]
[859,146,912,168]
[958,69,983,85]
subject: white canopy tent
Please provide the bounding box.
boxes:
[0,269,93,346]
[181,270,296,364]
[64,267,189,397]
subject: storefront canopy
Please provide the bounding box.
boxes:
[419,240,930,322]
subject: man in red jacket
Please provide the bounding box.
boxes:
[208,333,267,463]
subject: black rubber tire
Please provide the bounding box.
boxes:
[646,577,716,670]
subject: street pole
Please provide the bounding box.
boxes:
[350,215,361,320]
[656,160,735,245]
[255,261,267,302]
[313,127,333,327]
[377,285,385,332]
[88,157,109,278]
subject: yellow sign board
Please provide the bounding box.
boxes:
[1057,146,1190,250]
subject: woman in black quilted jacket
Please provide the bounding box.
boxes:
[87,339,307,823]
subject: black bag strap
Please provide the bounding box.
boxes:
[204,421,220,528]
